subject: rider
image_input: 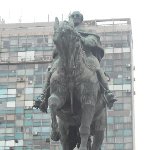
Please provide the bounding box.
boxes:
[38,11,116,112]
[69,11,116,108]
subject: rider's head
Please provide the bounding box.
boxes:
[69,11,83,27]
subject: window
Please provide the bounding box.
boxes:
[123,48,130,52]
[105,35,113,41]
[108,130,114,137]
[25,88,33,94]
[22,43,32,48]
[25,113,32,119]
[0,89,7,98]
[26,51,35,61]
[124,129,132,136]
[105,47,113,53]
[113,78,123,85]
[18,52,26,62]
[17,70,25,76]
[124,143,133,149]
[26,69,34,75]
[24,120,33,126]
[35,75,42,85]
[123,52,130,59]
[37,38,43,44]
[3,41,10,49]
[123,84,131,90]
[114,66,123,72]
[113,85,122,90]
[124,117,132,123]
[25,101,33,107]
[10,37,18,46]
[114,59,122,66]
[0,52,9,61]
[8,89,16,98]
[33,114,43,119]
[114,103,123,110]
[115,129,123,136]
[7,115,15,120]
[15,133,23,139]
[34,88,42,94]
[113,91,123,97]
[115,143,124,149]
[107,117,114,124]
[124,103,131,110]
[0,65,8,70]
[114,48,122,53]
[42,127,50,133]
[5,128,14,133]
[5,140,15,147]
[114,117,124,123]
[16,107,24,114]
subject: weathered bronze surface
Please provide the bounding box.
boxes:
[33,11,117,150]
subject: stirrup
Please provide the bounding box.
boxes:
[103,90,117,109]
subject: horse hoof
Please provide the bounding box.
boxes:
[51,131,60,141]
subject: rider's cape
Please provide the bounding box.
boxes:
[78,29,104,62]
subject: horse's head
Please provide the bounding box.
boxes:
[53,17,82,70]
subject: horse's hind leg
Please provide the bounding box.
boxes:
[91,130,104,150]
[59,121,72,150]
[79,104,95,150]
[91,111,106,150]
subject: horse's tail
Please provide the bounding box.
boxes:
[68,126,80,149]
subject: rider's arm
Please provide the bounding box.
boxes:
[81,35,98,48]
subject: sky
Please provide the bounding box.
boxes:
[0,0,150,149]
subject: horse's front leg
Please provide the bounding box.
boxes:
[48,94,65,141]
[79,103,95,150]
[59,121,70,150]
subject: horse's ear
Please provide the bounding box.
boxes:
[54,17,59,31]
[69,18,74,28]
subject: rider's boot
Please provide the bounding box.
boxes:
[97,69,117,109]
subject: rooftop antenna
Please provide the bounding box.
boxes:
[1,18,5,24]
[19,16,22,23]
[62,14,63,21]
[9,9,11,18]
[48,14,49,22]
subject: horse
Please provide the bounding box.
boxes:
[48,18,106,150]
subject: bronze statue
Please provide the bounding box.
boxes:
[33,11,117,150]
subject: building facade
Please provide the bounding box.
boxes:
[0,18,134,150]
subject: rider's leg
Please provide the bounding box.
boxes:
[97,68,109,90]
[97,68,117,108]
[40,59,59,112]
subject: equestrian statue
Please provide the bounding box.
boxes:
[33,11,117,150]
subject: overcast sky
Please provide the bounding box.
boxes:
[1,0,150,149]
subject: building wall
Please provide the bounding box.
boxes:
[0,19,134,150]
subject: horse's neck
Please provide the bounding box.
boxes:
[59,49,85,78]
